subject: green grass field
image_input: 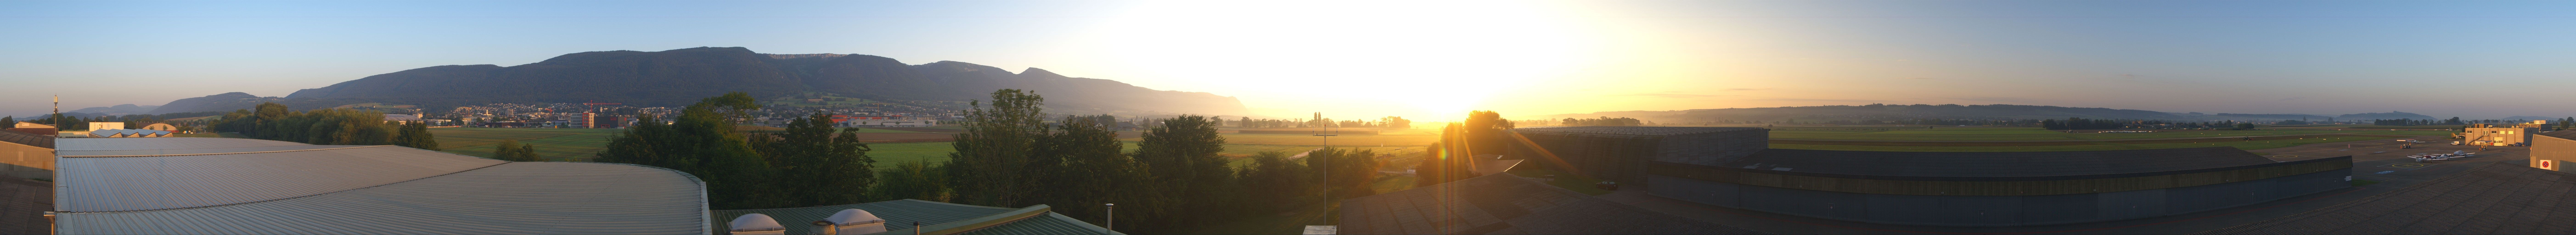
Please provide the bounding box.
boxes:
[428,128,627,161]
[1200,133,1443,146]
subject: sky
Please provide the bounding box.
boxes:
[2,0,2573,121]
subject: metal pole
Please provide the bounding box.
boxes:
[1104,203,1115,230]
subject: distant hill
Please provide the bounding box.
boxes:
[153,47,1248,116]
[2337,111,2438,120]
[2208,113,2333,121]
[55,104,157,116]
[148,92,287,114]
[2503,116,2558,120]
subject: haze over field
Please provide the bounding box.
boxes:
[5,1,2575,120]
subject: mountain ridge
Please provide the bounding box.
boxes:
[151,47,1248,115]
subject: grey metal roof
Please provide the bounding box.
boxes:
[2206,163,2576,234]
[1507,126,1766,136]
[2542,130,2576,140]
[1339,174,1759,235]
[50,137,711,235]
[1726,147,2280,178]
[711,199,1120,235]
[57,145,505,212]
[0,129,49,148]
[56,144,373,157]
[56,137,308,151]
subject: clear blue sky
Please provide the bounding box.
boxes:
[3,1,2573,120]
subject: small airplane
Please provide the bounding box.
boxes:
[2407,151,2477,162]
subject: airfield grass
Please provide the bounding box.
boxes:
[1191,133,1443,146]
[429,128,625,161]
[842,128,925,133]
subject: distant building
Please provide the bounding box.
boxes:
[844,118,937,127]
[2462,122,2539,146]
[384,114,423,124]
[84,122,123,130]
[129,122,176,131]
[6,122,57,136]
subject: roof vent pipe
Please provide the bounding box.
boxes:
[811,208,888,235]
[728,213,788,235]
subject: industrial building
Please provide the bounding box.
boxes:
[1502,126,2354,227]
[0,130,52,180]
[35,137,1121,235]
[2460,121,2541,146]
[2527,130,2576,171]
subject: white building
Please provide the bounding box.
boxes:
[844,118,938,127]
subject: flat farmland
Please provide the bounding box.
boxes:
[1180,133,1443,146]
[428,127,625,161]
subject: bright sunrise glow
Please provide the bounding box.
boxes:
[1065,1,1605,121]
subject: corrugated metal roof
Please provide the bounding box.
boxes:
[1339,174,1758,235]
[55,137,309,151]
[1507,126,1766,136]
[0,128,50,148]
[54,162,709,235]
[710,200,1119,235]
[57,145,374,157]
[57,145,506,212]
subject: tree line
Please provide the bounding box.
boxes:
[1558,116,1642,126]
[206,103,439,149]
[1233,116,1413,129]
[592,92,881,209]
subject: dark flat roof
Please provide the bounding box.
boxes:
[2205,163,2576,234]
[1508,126,1766,136]
[0,129,50,148]
[2541,130,2576,140]
[1339,174,1759,235]
[1726,147,2285,179]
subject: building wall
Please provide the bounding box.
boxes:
[2532,135,2576,171]
[87,122,124,130]
[1648,170,2350,227]
[1508,132,1662,183]
[0,142,51,180]
[1654,130,1769,166]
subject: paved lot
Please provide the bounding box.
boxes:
[1592,135,2528,234]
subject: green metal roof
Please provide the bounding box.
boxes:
[711,199,1120,235]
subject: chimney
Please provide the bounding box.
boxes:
[727,213,788,235]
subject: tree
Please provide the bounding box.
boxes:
[869,161,953,202]
[1035,114,1163,231]
[492,139,540,161]
[1238,151,1314,212]
[2236,123,2257,130]
[395,122,440,150]
[594,92,779,209]
[1133,115,1236,225]
[945,89,1051,207]
[753,112,879,207]
[1314,147,1382,200]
